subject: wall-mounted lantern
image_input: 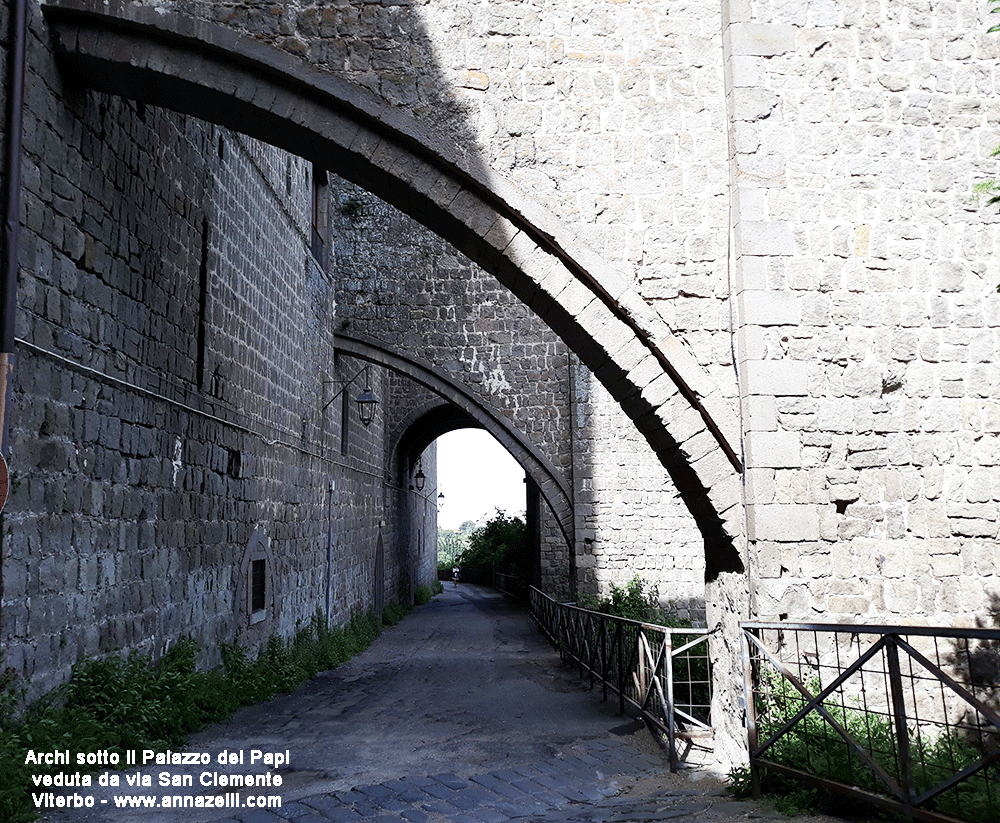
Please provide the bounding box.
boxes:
[414,461,426,492]
[324,363,379,427]
[355,366,378,428]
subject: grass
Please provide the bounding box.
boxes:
[728,672,1000,821]
[415,581,442,605]
[0,592,441,822]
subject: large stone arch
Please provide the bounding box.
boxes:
[42,0,743,575]
[335,332,574,549]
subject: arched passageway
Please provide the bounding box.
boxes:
[42,0,744,578]
[336,332,575,550]
[399,422,543,589]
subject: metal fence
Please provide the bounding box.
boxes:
[742,621,1000,823]
[530,586,712,770]
[493,571,528,600]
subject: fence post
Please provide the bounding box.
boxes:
[637,627,647,705]
[665,629,677,772]
[617,620,625,715]
[558,602,567,662]
[588,613,595,692]
[741,625,762,800]
[886,637,915,821]
[601,613,608,703]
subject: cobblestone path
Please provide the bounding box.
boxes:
[40,585,841,823]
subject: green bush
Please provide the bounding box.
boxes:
[0,608,387,822]
[576,576,711,725]
[414,584,435,605]
[579,576,648,622]
[578,575,690,626]
[456,511,526,575]
[382,601,410,626]
[729,672,1000,820]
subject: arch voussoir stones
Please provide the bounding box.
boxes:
[694,448,738,496]
[578,310,635,372]
[42,0,744,552]
[552,279,599,320]
[592,334,648,390]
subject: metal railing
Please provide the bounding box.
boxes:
[530,586,712,770]
[493,571,528,600]
[742,622,1000,823]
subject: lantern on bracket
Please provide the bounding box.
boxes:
[322,363,379,427]
[355,366,378,428]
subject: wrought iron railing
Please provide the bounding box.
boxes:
[530,586,712,770]
[742,622,1000,823]
[494,571,528,600]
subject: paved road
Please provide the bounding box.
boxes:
[40,585,841,823]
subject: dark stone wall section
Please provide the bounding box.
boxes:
[2,4,436,697]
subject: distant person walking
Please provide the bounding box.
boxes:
[452,565,460,587]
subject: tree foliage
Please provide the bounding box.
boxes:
[437,520,479,567]
[436,528,469,567]
[456,510,526,574]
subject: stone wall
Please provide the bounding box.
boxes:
[8,0,1000,763]
[1,2,438,696]
[573,360,707,624]
[3,0,714,699]
[127,0,1000,635]
[328,175,710,613]
[328,176,578,586]
[727,1,1000,628]
[120,0,739,408]
[329,177,576,486]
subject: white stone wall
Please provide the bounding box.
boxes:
[160,0,739,406]
[572,360,707,623]
[728,0,1000,626]
[302,0,1000,630]
[426,0,737,405]
[417,0,728,620]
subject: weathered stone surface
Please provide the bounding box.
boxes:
[727,23,797,57]
[10,0,1000,770]
[752,504,821,542]
[735,221,795,257]
[742,360,810,396]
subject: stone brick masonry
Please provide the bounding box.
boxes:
[726,1,1000,630]
[3,4,441,697]
[4,0,1000,767]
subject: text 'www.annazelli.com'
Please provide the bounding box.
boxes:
[33,792,281,810]
[111,793,281,809]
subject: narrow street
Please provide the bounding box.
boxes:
[40,586,840,823]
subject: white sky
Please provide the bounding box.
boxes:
[435,429,526,530]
